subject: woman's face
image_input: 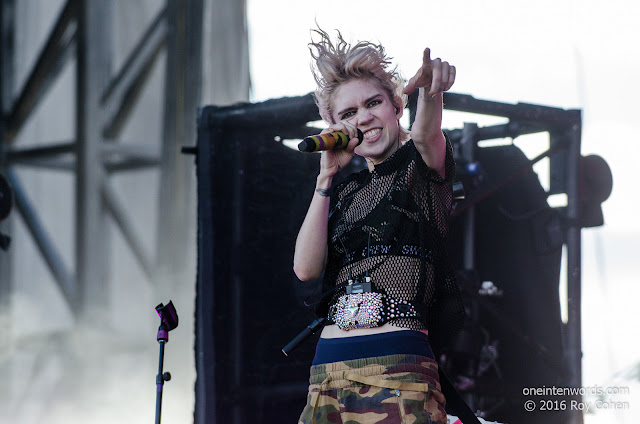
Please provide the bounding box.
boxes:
[331,78,403,166]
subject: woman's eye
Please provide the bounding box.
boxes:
[368,100,382,108]
[341,111,355,120]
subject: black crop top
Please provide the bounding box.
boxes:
[319,134,466,340]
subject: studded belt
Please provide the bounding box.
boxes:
[326,293,425,328]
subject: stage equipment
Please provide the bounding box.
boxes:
[579,154,612,227]
[154,300,179,424]
[194,91,604,424]
[0,173,13,250]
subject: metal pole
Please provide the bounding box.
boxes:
[75,0,111,318]
[460,122,478,411]
[155,340,166,424]
[0,0,16,351]
[461,123,478,271]
[564,120,584,424]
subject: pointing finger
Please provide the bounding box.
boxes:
[422,47,432,66]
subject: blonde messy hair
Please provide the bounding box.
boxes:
[309,27,407,125]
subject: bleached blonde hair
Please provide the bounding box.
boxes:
[309,27,407,126]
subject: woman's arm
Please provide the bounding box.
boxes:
[293,124,360,281]
[293,173,333,281]
[403,48,456,178]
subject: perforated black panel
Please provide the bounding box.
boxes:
[195,94,573,424]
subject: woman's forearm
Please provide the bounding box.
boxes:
[293,174,333,281]
[411,89,446,178]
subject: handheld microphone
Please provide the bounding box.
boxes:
[282,317,326,356]
[298,129,363,153]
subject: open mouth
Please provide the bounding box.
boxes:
[362,128,382,141]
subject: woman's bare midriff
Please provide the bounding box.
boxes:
[320,323,428,339]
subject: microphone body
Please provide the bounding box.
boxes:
[282,318,325,356]
[298,129,363,153]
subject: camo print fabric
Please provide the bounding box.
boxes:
[298,354,447,424]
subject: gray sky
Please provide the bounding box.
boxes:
[248,1,640,422]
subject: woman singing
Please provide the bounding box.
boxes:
[294,27,466,424]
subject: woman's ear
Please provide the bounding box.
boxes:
[393,97,404,119]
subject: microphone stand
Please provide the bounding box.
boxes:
[155,322,172,424]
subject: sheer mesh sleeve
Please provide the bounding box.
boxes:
[423,131,456,184]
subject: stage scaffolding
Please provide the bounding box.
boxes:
[0,1,229,421]
[0,0,204,319]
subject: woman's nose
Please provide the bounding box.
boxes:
[356,109,374,125]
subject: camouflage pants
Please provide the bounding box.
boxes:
[298,354,447,424]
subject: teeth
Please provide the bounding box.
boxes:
[363,128,381,139]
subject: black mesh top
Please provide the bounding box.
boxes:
[319,134,466,341]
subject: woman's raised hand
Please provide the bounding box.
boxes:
[403,48,455,97]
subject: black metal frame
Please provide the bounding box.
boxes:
[195,91,584,424]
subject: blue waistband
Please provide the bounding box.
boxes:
[312,330,434,365]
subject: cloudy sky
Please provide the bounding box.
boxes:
[248,1,640,422]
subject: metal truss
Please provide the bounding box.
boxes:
[0,0,203,318]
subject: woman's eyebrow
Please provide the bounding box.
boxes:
[336,105,356,117]
[336,95,383,117]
